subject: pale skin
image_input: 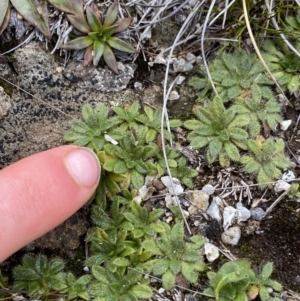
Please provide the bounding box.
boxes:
[0,145,101,262]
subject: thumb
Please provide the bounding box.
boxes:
[0,145,100,262]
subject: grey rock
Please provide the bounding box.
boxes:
[186,53,196,64]
[186,190,209,215]
[0,87,11,119]
[63,61,136,92]
[236,202,251,222]
[250,207,265,220]
[221,226,241,245]
[0,42,139,167]
[207,196,222,221]
[173,58,193,72]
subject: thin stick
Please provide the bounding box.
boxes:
[242,0,291,106]
[201,0,219,96]
[263,185,293,217]
[160,0,206,235]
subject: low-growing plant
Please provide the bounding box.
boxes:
[85,197,165,273]
[262,39,300,93]
[203,260,282,301]
[0,1,135,73]
[169,156,198,188]
[88,266,153,301]
[66,273,92,301]
[0,268,7,289]
[94,153,131,207]
[184,97,249,167]
[241,137,290,188]
[155,145,182,175]
[142,223,206,290]
[64,103,121,151]
[103,128,158,188]
[287,183,300,200]
[189,52,274,103]
[60,0,135,73]
[134,105,182,142]
[12,255,67,299]
[112,102,141,131]
[232,96,282,137]
[122,200,165,239]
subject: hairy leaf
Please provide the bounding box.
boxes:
[162,269,175,290]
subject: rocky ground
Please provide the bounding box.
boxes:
[0,1,300,299]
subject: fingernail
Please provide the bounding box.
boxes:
[64,147,100,187]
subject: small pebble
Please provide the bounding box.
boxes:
[236,202,251,222]
[207,197,221,221]
[223,206,237,230]
[186,53,196,64]
[250,207,265,221]
[221,226,241,245]
[295,275,300,283]
[134,82,143,91]
[204,242,219,262]
[168,90,180,101]
[175,75,186,85]
[161,176,184,194]
[280,120,292,131]
[282,170,295,181]
[274,180,291,192]
[173,58,193,72]
[202,184,215,195]
[186,190,209,215]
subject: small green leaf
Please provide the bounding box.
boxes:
[259,285,270,301]
[113,160,127,173]
[182,177,193,188]
[103,44,118,74]
[103,0,118,27]
[170,223,184,242]
[104,158,119,172]
[93,41,105,66]
[130,169,145,188]
[213,259,251,300]
[184,119,202,130]
[62,36,94,50]
[92,266,110,283]
[162,269,175,290]
[135,161,149,174]
[107,36,135,53]
[130,284,153,299]
[148,209,165,222]
[169,119,182,127]
[86,3,102,32]
[145,128,157,142]
[261,262,273,280]
[113,258,130,267]
[288,75,299,93]
[151,223,166,233]
[189,136,210,149]
[224,142,240,162]
[153,259,169,276]
[182,262,198,283]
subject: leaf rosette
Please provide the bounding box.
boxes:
[60,0,135,73]
[184,97,249,167]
